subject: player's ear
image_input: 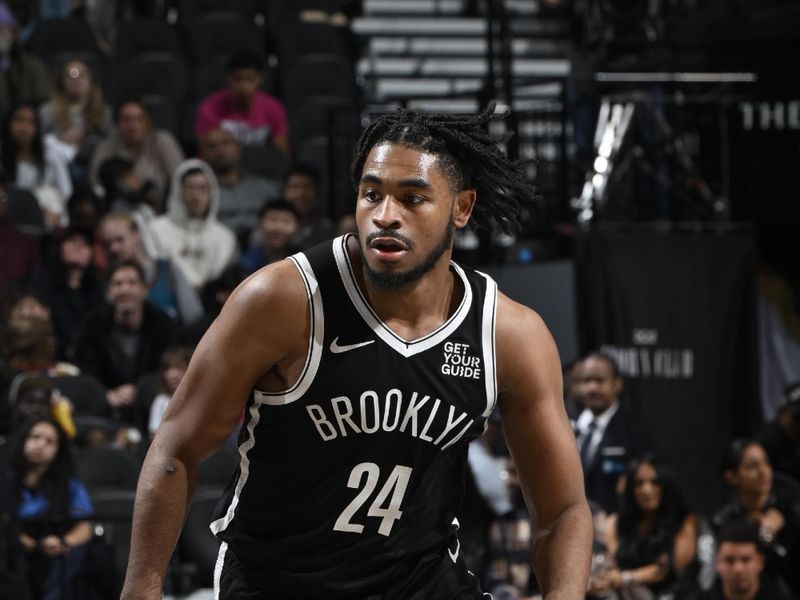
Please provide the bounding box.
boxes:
[452,189,476,229]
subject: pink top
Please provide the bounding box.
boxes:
[195,89,288,145]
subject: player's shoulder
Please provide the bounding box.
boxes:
[221,258,308,324]
[495,291,549,345]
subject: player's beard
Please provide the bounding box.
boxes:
[357,220,455,291]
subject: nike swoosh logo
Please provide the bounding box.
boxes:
[329,337,375,354]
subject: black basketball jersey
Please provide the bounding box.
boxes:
[211,235,499,598]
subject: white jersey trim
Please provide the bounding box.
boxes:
[210,400,264,537]
[213,541,228,599]
[476,270,498,417]
[253,253,324,406]
[333,234,473,358]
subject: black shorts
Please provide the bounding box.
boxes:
[216,544,489,600]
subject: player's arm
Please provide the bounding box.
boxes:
[496,294,592,600]
[120,260,309,600]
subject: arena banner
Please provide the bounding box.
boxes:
[575,229,758,513]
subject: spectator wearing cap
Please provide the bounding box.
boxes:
[0,2,52,124]
[89,98,184,206]
[32,226,105,358]
[195,48,290,158]
[758,382,800,483]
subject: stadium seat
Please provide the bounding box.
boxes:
[113,53,189,106]
[282,54,357,108]
[240,143,290,181]
[289,96,362,151]
[188,13,263,64]
[114,18,183,62]
[27,18,101,61]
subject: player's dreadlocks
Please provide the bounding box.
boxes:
[351,105,536,235]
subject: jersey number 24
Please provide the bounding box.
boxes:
[333,463,413,537]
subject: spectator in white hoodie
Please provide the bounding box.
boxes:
[149,158,238,290]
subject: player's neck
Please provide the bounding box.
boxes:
[355,251,461,340]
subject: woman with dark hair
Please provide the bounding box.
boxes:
[0,103,71,228]
[10,416,93,599]
[589,454,699,599]
[712,438,800,598]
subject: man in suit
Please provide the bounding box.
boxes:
[572,351,641,513]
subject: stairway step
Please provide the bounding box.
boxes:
[358,57,570,78]
[363,0,541,15]
[368,36,569,57]
[352,16,569,37]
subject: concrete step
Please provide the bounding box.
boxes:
[357,56,570,78]
[362,0,540,15]
[367,36,569,57]
[352,16,568,37]
[370,76,565,101]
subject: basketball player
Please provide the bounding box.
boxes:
[121,109,592,599]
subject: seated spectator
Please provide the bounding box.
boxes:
[589,455,699,599]
[149,159,238,289]
[713,438,800,598]
[693,520,795,600]
[39,57,112,183]
[71,260,177,423]
[195,48,290,158]
[90,98,184,206]
[238,200,299,275]
[0,3,52,124]
[146,346,192,441]
[573,351,642,514]
[4,314,78,378]
[199,126,281,247]
[282,163,335,249]
[98,211,203,328]
[0,103,71,228]
[10,416,93,599]
[758,382,800,483]
[0,181,41,286]
[33,226,105,357]
[97,156,159,252]
[64,184,101,231]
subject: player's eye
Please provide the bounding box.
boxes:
[405,194,424,204]
[362,189,381,202]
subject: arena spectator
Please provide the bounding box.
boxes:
[98,212,203,329]
[237,200,299,275]
[758,382,800,483]
[0,2,52,124]
[149,159,238,289]
[11,416,93,599]
[572,351,642,513]
[0,103,71,228]
[97,156,158,248]
[71,260,177,422]
[282,163,334,249]
[33,226,105,356]
[588,455,699,599]
[146,346,192,440]
[39,58,112,183]
[90,99,184,206]
[0,183,40,286]
[198,126,281,247]
[693,520,795,600]
[195,48,290,158]
[713,438,800,598]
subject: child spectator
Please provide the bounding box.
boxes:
[147,346,192,440]
[238,200,299,275]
